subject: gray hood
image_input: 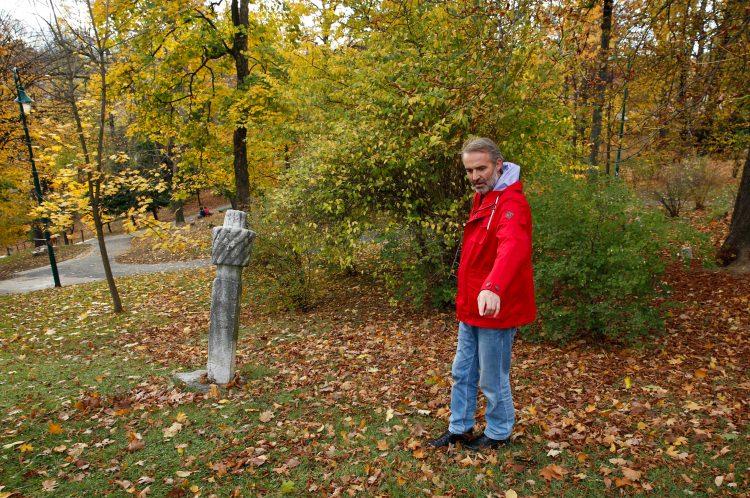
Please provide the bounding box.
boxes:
[492,162,521,191]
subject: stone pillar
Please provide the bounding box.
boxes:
[206,210,255,384]
[174,209,254,389]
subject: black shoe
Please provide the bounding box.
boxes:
[464,434,510,450]
[427,428,474,448]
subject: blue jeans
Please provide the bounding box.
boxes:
[448,322,516,440]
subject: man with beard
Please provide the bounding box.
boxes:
[428,137,536,450]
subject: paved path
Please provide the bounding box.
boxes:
[0,233,210,295]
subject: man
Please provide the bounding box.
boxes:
[429,137,536,450]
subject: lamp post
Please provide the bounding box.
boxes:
[12,67,61,288]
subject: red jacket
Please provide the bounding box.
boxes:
[455,182,536,329]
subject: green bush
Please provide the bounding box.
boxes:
[527,174,704,343]
[377,225,459,309]
[243,197,322,312]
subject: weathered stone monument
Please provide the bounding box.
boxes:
[175,209,255,387]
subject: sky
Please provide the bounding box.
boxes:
[0,0,55,33]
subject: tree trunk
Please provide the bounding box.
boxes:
[90,175,122,312]
[163,140,185,224]
[32,225,44,248]
[718,149,750,267]
[605,93,613,175]
[587,0,613,169]
[92,49,122,313]
[174,204,185,224]
[231,0,251,211]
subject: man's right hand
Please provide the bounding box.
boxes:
[477,289,501,317]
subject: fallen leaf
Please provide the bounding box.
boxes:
[280,481,295,494]
[48,422,64,435]
[259,411,274,423]
[127,432,145,452]
[505,490,518,498]
[377,440,388,451]
[41,479,57,492]
[163,422,183,439]
[540,464,567,481]
[622,467,641,481]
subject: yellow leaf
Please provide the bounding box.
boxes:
[48,422,64,435]
[42,479,57,492]
[162,422,183,439]
[624,376,632,389]
[19,443,33,453]
[505,490,518,498]
[259,411,274,423]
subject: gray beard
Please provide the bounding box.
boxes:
[472,173,500,194]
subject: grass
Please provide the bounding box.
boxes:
[0,244,90,280]
[0,266,747,497]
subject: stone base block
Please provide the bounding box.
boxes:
[173,369,210,392]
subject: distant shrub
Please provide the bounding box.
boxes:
[527,174,704,343]
[643,154,722,216]
[653,160,692,217]
[684,156,723,210]
[244,196,323,312]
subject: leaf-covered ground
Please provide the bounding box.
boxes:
[0,244,90,280]
[0,261,747,497]
[114,216,219,265]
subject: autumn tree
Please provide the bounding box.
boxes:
[109,0,288,215]
[719,150,750,267]
[45,0,123,312]
[273,0,569,306]
[0,13,58,250]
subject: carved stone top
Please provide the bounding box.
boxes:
[223,210,247,229]
[211,210,255,266]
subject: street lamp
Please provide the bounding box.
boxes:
[15,86,32,116]
[12,67,62,288]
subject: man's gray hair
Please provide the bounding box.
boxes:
[461,137,504,164]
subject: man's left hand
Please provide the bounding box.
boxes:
[477,290,501,317]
